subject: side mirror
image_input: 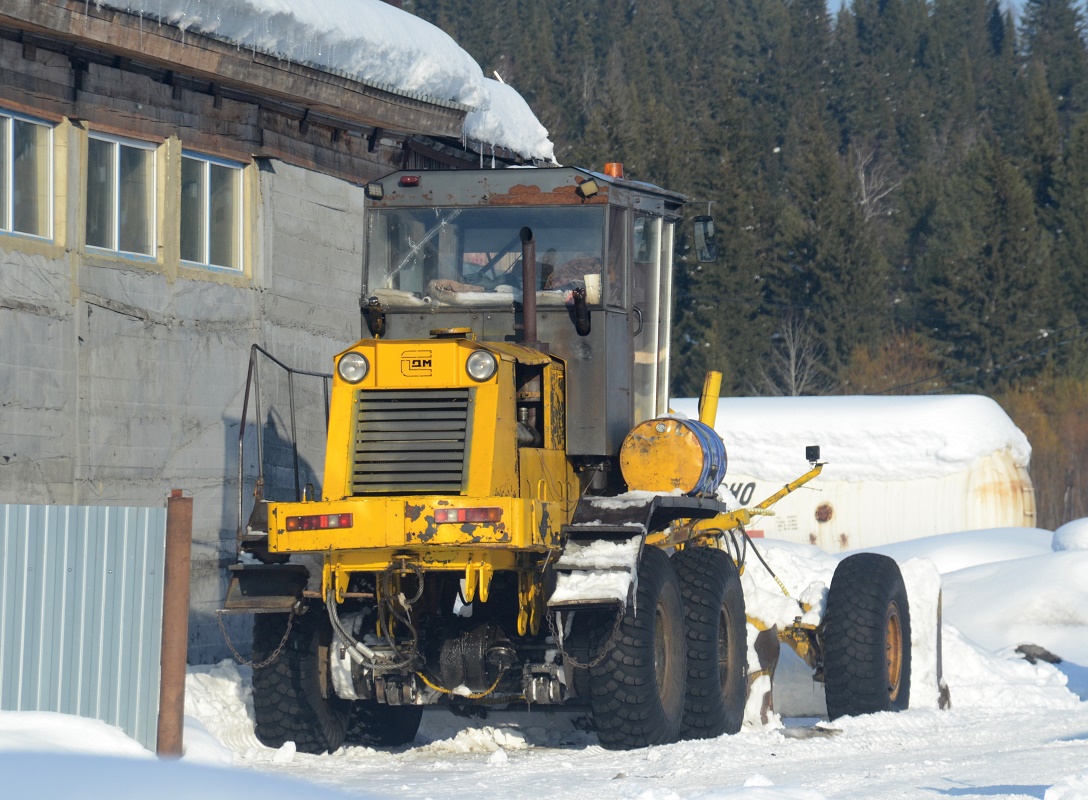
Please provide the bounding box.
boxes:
[806,445,821,464]
[693,215,717,262]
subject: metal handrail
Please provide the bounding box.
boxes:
[237,344,332,538]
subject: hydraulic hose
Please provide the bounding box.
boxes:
[326,589,383,665]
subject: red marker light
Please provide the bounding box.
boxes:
[285,514,353,532]
[399,175,421,187]
[433,507,502,524]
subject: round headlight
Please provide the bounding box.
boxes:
[337,352,370,384]
[465,350,497,382]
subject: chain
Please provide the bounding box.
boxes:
[547,606,626,670]
[216,609,295,669]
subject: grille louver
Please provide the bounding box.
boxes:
[352,389,471,494]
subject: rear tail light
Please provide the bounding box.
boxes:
[434,507,502,524]
[285,514,353,532]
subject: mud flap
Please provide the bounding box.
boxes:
[222,563,308,613]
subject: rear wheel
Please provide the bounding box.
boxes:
[673,547,747,738]
[252,608,351,754]
[346,700,423,747]
[588,546,687,749]
[822,553,911,719]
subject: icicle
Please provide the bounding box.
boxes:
[490,145,495,169]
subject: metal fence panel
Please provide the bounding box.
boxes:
[0,504,167,751]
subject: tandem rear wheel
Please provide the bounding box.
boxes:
[586,546,748,749]
[673,546,747,739]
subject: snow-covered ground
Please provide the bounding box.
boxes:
[3,520,1087,800]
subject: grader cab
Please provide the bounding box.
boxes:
[226,166,918,753]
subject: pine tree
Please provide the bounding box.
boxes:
[918,142,1055,389]
[986,3,1026,153]
[844,0,933,165]
[1051,114,1088,327]
[928,0,995,142]
[672,159,772,397]
[1022,61,1063,215]
[1021,0,1088,127]
[764,109,891,379]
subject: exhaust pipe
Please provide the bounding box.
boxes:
[520,226,538,347]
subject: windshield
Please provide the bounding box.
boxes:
[365,206,606,308]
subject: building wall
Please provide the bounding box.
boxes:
[0,7,482,663]
[0,127,378,664]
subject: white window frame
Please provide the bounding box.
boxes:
[85,131,157,257]
[180,150,244,271]
[0,109,54,240]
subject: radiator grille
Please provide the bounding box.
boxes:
[351,389,471,494]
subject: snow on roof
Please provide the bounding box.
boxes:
[101,0,555,161]
[669,394,1031,483]
[468,79,554,165]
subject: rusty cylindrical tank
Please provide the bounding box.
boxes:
[620,417,727,496]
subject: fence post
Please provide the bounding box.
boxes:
[156,489,192,757]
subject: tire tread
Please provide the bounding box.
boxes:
[822,553,912,719]
[252,610,351,754]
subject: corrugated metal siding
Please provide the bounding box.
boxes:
[0,504,167,751]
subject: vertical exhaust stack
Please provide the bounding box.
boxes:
[520,226,541,349]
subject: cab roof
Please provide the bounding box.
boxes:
[366,166,687,219]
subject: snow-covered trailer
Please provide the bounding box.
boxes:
[671,395,1035,551]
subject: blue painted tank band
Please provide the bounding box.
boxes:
[677,418,727,496]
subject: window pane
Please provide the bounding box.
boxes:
[631,215,662,425]
[86,137,115,249]
[118,144,153,255]
[180,156,205,263]
[364,206,604,303]
[0,119,9,230]
[607,207,626,307]
[13,119,50,237]
[208,162,239,269]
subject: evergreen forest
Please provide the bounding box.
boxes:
[409,0,1088,528]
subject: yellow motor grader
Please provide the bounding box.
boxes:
[225,165,914,752]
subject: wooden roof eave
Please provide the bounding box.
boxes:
[0,0,469,139]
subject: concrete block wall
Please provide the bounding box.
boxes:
[0,248,78,504]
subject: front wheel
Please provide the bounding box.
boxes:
[821,553,911,719]
[251,608,351,754]
[587,546,687,749]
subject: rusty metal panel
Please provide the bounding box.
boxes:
[0,504,167,751]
